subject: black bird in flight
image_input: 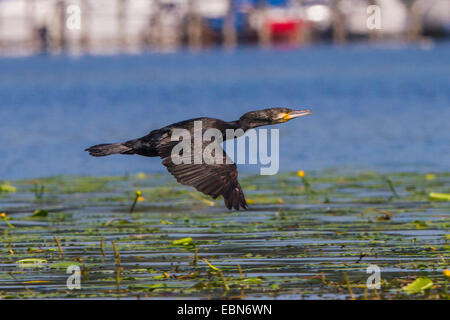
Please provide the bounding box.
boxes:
[86,108,311,210]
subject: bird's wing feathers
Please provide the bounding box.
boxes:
[160,144,247,210]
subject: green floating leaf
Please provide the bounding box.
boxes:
[32,209,48,218]
[27,247,57,253]
[16,258,47,268]
[402,277,433,294]
[413,220,428,229]
[0,184,17,193]
[429,192,450,201]
[103,219,132,226]
[242,278,263,285]
[49,261,81,269]
[172,237,194,246]
[129,283,164,292]
[270,283,280,290]
[1,217,15,229]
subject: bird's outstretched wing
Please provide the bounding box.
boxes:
[160,144,248,210]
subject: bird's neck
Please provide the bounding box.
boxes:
[227,119,268,131]
[225,120,249,131]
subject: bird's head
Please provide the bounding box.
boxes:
[239,107,312,129]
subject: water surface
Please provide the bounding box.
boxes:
[0,43,449,179]
[0,171,448,299]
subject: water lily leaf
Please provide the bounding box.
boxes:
[0,184,17,193]
[242,278,263,285]
[27,247,57,253]
[32,209,48,218]
[402,277,433,294]
[103,218,131,226]
[270,283,280,290]
[16,258,47,268]
[172,237,194,246]
[49,261,81,269]
[413,220,428,229]
[429,192,450,201]
[129,283,164,291]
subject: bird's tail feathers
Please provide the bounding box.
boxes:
[85,143,134,157]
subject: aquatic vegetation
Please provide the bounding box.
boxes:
[0,170,448,299]
[16,259,48,268]
[429,192,450,201]
[0,183,17,193]
[402,277,434,295]
[130,190,145,213]
[297,170,312,195]
[31,210,48,218]
[172,237,195,247]
[1,212,15,229]
[385,176,399,199]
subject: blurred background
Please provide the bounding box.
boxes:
[0,0,449,54]
[0,0,449,179]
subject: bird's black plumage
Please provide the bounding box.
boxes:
[85,107,311,210]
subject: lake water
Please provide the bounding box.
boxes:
[1,171,448,299]
[0,43,449,180]
[0,44,449,299]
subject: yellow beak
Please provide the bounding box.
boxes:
[280,109,312,121]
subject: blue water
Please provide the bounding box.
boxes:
[0,43,449,180]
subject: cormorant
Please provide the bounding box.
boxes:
[85,107,311,210]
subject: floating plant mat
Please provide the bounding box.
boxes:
[0,170,449,299]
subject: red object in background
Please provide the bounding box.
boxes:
[269,20,301,34]
[267,19,311,45]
